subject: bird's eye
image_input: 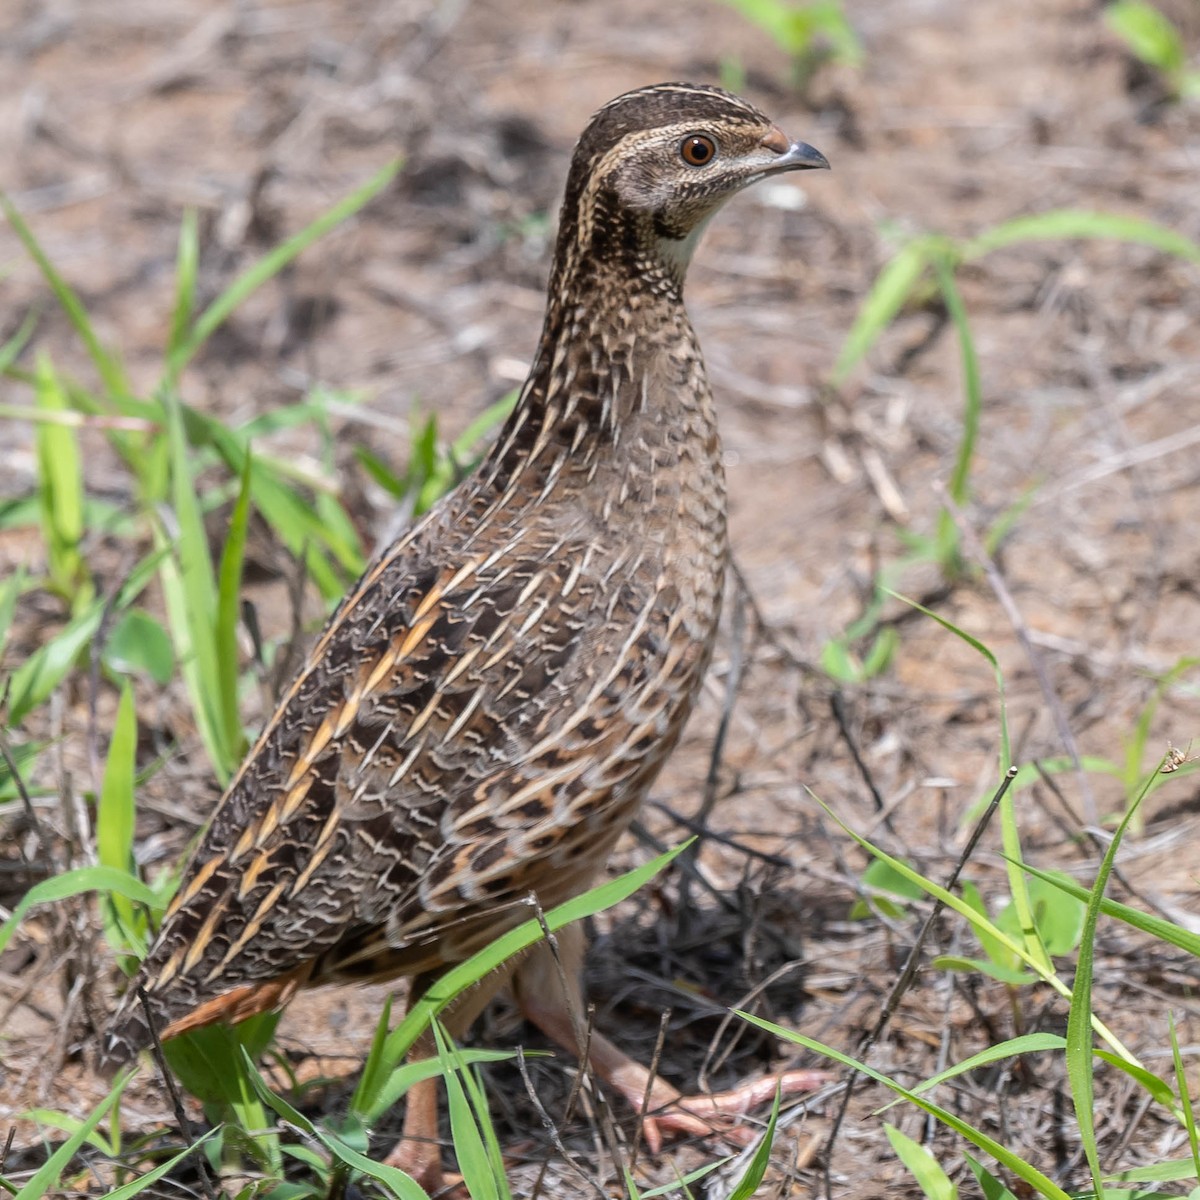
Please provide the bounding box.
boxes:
[680,135,717,166]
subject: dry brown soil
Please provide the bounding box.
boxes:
[2,0,1200,1196]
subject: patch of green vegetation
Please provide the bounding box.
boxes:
[819,210,1200,685]
[1106,0,1200,101]
[717,0,862,94]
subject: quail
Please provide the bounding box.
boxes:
[102,82,830,1189]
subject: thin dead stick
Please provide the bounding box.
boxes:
[649,801,793,867]
[828,691,894,836]
[136,987,219,1200]
[629,1009,672,1176]
[820,767,1015,1200]
[936,483,1099,826]
[528,904,625,1187]
[517,1048,608,1200]
[698,957,805,1092]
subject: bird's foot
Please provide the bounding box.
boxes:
[619,1067,832,1155]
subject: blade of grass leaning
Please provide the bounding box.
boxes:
[736,1010,1072,1200]
[12,1072,131,1200]
[97,681,142,955]
[457,1046,510,1199]
[166,159,402,380]
[1065,777,1153,1200]
[1106,0,1186,75]
[0,308,38,375]
[964,1152,1021,1200]
[354,993,396,1118]
[929,251,981,566]
[20,1108,114,1158]
[101,1130,220,1200]
[4,548,165,723]
[0,865,159,956]
[1105,1158,1200,1186]
[357,841,691,1120]
[158,384,236,781]
[880,590,1057,986]
[0,192,130,400]
[6,601,104,725]
[1019,860,1200,956]
[961,209,1200,264]
[830,236,935,386]
[215,456,253,762]
[190,408,363,596]
[415,392,518,514]
[899,1033,1067,1101]
[638,1156,735,1199]
[1170,1014,1200,1182]
[166,209,200,375]
[727,1082,782,1200]
[885,1122,957,1200]
[0,565,25,654]
[808,790,1141,1066]
[241,1047,431,1200]
[433,1020,506,1200]
[372,1050,525,1118]
[34,354,90,606]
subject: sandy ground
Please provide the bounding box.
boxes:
[2,0,1200,1195]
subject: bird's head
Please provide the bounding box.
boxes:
[556,82,829,283]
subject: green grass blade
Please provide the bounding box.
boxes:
[433,1022,505,1200]
[1105,1,1187,80]
[736,1010,1072,1200]
[962,210,1200,264]
[831,237,933,386]
[158,386,234,780]
[929,250,981,560]
[458,1052,510,1200]
[885,1122,957,1200]
[101,1129,219,1200]
[358,842,691,1120]
[965,1152,1020,1200]
[726,1083,781,1199]
[904,1033,1067,1099]
[881,589,1010,773]
[639,1158,733,1198]
[5,599,105,724]
[12,1072,129,1200]
[97,682,142,953]
[372,1051,521,1117]
[0,308,38,374]
[6,547,163,723]
[34,354,91,605]
[166,209,200,374]
[168,159,402,379]
[215,456,253,761]
[189,407,364,596]
[19,1107,112,1157]
[810,793,1140,1065]
[241,1047,431,1200]
[1018,860,1200,956]
[1169,1015,1200,1183]
[0,193,130,400]
[0,865,159,956]
[1065,780,1152,1200]
[0,565,26,655]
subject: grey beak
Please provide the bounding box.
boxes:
[771,139,830,172]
